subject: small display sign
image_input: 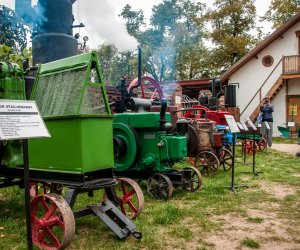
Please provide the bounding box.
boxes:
[246,118,257,131]
[224,115,240,133]
[0,100,50,140]
[287,122,295,127]
[236,122,244,131]
[264,121,270,130]
[175,95,181,104]
[240,121,249,131]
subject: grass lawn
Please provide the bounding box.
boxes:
[0,143,299,250]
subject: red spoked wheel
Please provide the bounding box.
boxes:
[241,139,257,155]
[187,157,195,165]
[104,177,144,219]
[128,76,164,100]
[257,137,267,152]
[194,151,220,177]
[31,193,75,250]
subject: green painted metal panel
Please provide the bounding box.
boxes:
[38,52,95,75]
[29,51,114,173]
[114,113,171,130]
[29,117,114,173]
[167,136,187,159]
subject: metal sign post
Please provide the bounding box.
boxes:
[240,121,249,162]
[0,100,50,250]
[22,139,32,250]
[224,115,248,195]
[241,118,263,176]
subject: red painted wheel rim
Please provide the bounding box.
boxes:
[104,177,144,219]
[31,194,75,250]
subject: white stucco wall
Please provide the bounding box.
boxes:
[272,88,286,136]
[228,21,300,135]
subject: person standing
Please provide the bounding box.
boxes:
[260,97,274,147]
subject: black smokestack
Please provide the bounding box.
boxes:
[15,0,78,65]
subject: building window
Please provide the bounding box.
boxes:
[262,55,274,67]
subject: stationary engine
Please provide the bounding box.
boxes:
[113,98,188,172]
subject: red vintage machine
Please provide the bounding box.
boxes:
[183,107,233,177]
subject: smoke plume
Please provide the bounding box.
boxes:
[78,0,138,51]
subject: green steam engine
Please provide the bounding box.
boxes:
[112,92,202,201]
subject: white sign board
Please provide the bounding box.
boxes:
[246,118,257,131]
[287,122,295,127]
[264,121,270,130]
[0,100,50,140]
[175,96,181,104]
[240,121,249,131]
[236,122,244,131]
[224,115,240,133]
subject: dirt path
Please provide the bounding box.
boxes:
[271,143,300,156]
[205,181,300,250]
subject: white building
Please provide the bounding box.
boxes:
[221,12,300,136]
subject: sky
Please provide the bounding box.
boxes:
[0,0,273,51]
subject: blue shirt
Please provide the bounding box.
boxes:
[260,104,274,122]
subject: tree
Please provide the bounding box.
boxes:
[261,0,300,29]
[97,44,118,83]
[97,44,137,85]
[120,4,145,39]
[205,0,258,73]
[0,5,28,53]
[0,45,32,68]
[120,0,209,81]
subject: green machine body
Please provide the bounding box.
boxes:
[113,112,188,173]
[29,51,114,174]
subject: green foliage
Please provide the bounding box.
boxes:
[120,4,145,38]
[0,45,32,67]
[97,44,137,85]
[121,0,209,81]
[247,217,264,223]
[261,0,300,29]
[241,237,260,248]
[206,0,258,72]
[0,5,28,53]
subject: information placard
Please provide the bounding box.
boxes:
[236,122,244,131]
[246,118,257,131]
[240,121,249,131]
[287,122,295,127]
[0,100,50,140]
[264,121,270,130]
[224,115,240,133]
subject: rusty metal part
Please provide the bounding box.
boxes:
[31,193,75,250]
[219,148,233,171]
[147,173,173,200]
[194,151,220,177]
[30,182,63,198]
[183,166,202,191]
[257,137,267,152]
